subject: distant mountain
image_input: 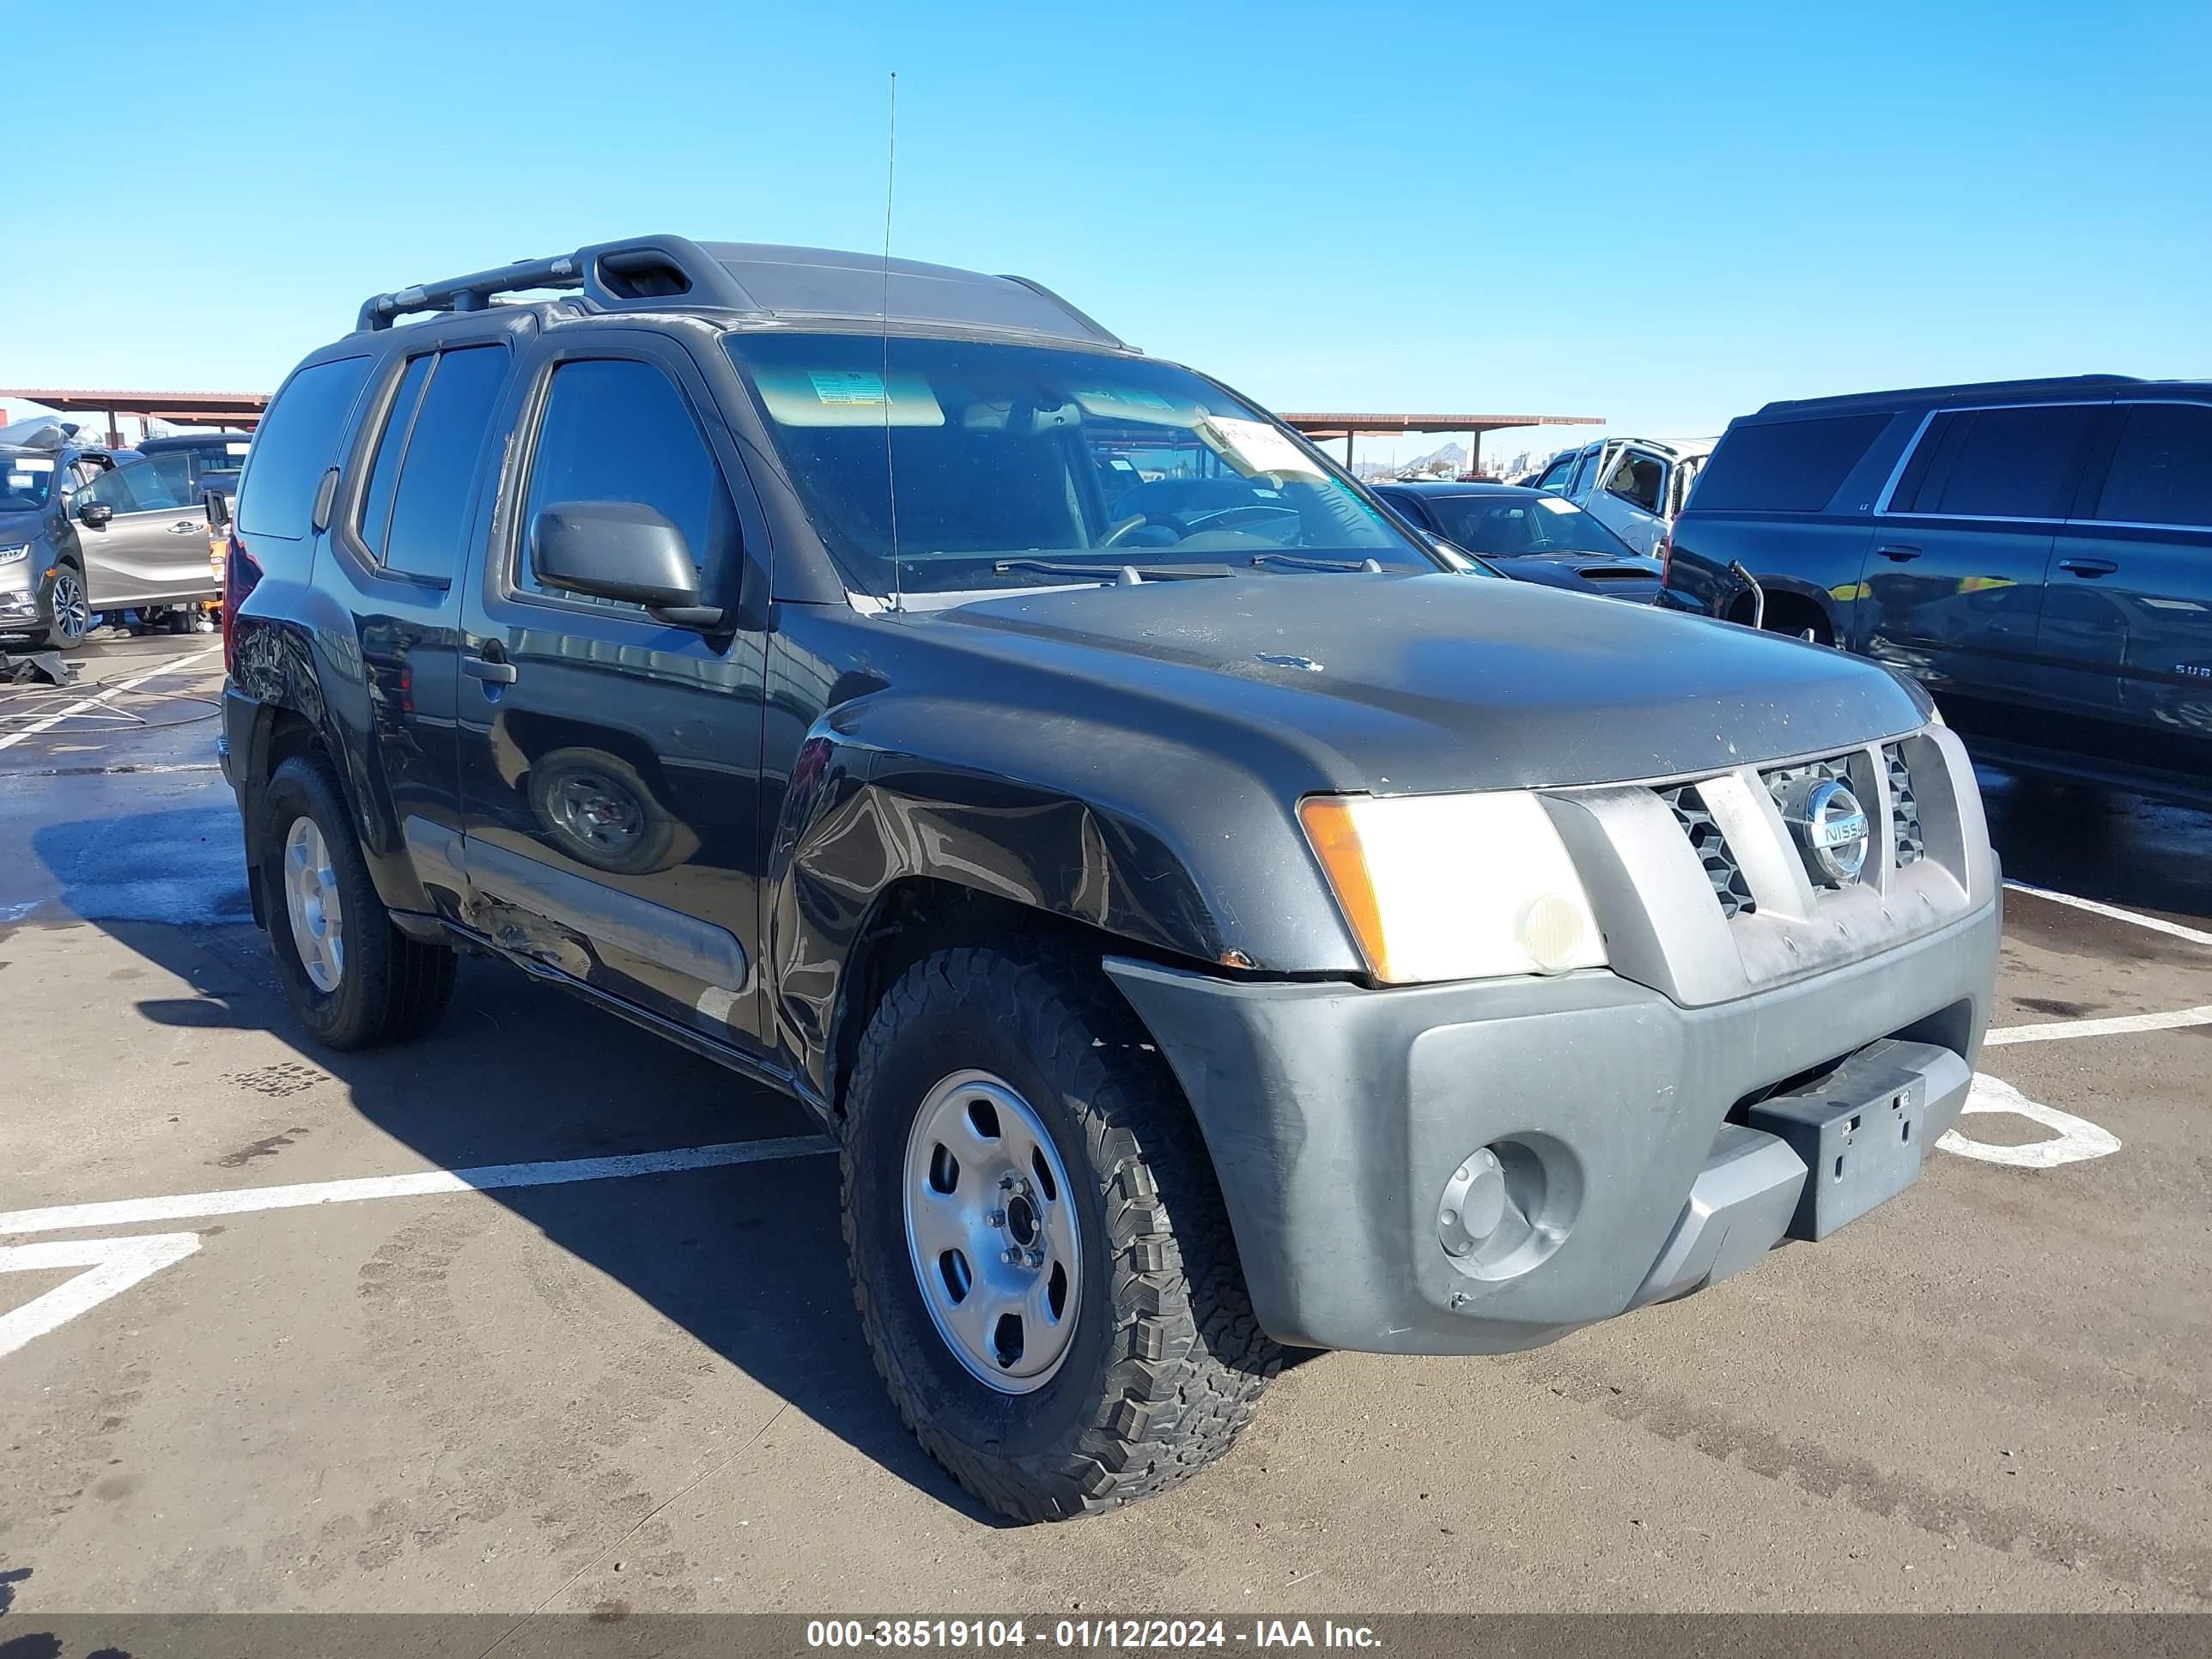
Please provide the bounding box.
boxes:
[1354,440,1465,481]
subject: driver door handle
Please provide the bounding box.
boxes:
[167,520,204,533]
[1876,544,1922,562]
[2057,556,2118,578]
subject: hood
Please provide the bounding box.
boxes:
[915,571,1929,793]
[0,506,47,542]
[1490,550,1662,604]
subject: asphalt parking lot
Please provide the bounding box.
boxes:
[1,633,2207,1616]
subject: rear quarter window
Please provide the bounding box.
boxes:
[2093,403,2212,528]
[1692,413,1892,513]
[237,355,374,540]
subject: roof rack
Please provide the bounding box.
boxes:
[356,236,755,332]
[357,234,1128,348]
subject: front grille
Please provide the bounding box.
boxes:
[1660,784,1756,918]
[1885,744,1924,866]
[1759,756,1850,813]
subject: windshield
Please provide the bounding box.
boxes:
[1420,492,1639,559]
[2,451,57,513]
[726,333,1435,594]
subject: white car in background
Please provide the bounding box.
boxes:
[1524,434,1713,557]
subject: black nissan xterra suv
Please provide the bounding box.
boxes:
[221,236,2001,1522]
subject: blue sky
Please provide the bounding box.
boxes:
[5,1,2207,463]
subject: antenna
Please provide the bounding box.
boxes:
[880,71,904,614]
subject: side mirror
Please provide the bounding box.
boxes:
[530,501,723,628]
[78,502,112,528]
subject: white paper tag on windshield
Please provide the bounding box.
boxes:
[1534,494,1577,514]
[807,369,887,406]
[226,441,251,455]
[1077,386,1178,418]
[7,474,31,489]
[1199,416,1327,480]
[14,458,53,471]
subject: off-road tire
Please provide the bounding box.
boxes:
[258,753,457,1049]
[841,941,1279,1522]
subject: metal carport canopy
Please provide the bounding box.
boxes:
[0,388,269,435]
[1281,410,1603,471]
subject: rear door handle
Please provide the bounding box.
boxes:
[463,653,517,685]
[2057,557,2118,577]
[167,520,203,533]
[1875,544,1922,562]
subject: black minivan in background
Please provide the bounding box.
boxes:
[1662,376,2212,807]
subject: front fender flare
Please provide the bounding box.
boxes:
[763,697,1358,1101]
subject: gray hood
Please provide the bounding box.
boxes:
[926,571,1929,793]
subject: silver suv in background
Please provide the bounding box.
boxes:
[1527,434,1713,557]
[0,421,228,646]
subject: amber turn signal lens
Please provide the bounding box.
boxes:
[1297,796,1392,981]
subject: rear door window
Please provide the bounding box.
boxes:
[1693,413,1892,513]
[381,347,510,582]
[2091,404,2212,528]
[356,355,434,562]
[238,356,374,540]
[1887,405,2096,519]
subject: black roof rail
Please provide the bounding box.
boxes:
[1753,373,2142,417]
[357,234,1128,347]
[356,235,752,332]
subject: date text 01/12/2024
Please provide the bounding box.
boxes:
[805,1620,1383,1650]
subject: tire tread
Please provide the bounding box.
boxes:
[841,940,1279,1522]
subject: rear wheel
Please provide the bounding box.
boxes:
[257,753,457,1049]
[841,941,1279,1522]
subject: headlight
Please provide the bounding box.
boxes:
[1298,791,1607,984]
[0,543,29,565]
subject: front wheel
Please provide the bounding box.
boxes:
[257,753,458,1049]
[36,563,90,648]
[841,942,1279,1522]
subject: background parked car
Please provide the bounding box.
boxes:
[1661,374,2212,808]
[1525,434,1712,557]
[1372,480,1662,602]
[0,419,136,646]
[135,431,253,507]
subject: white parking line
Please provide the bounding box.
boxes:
[0,1133,835,1238]
[2004,879,2212,949]
[0,646,222,752]
[1986,1003,2212,1047]
[1940,1075,2124,1168]
[0,1233,202,1358]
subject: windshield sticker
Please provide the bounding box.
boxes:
[756,367,945,428]
[1073,386,1207,428]
[226,441,251,455]
[7,473,32,489]
[1196,416,1328,481]
[13,458,53,471]
[808,369,889,406]
[1077,386,1175,414]
[1534,495,1577,514]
